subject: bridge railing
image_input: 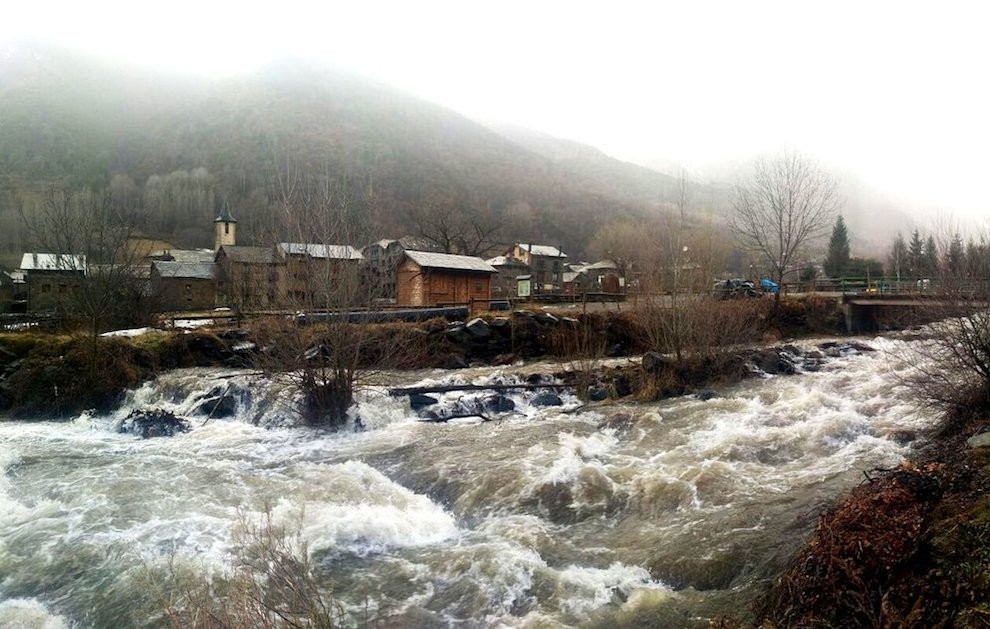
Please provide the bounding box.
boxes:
[793,277,990,296]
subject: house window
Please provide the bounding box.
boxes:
[41,283,51,294]
[185,284,192,292]
[58,284,67,294]
[474,281,483,291]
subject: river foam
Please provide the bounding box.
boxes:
[0,334,942,627]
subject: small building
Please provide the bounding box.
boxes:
[277,242,364,305]
[150,260,219,311]
[562,268,591,294]
[215,246,280,310]
[396,251,497,307]
[362,236,440,300]
[485,255,530,298]
[505,244,568,292]
[516,274,532,299]
[20,253,87,314]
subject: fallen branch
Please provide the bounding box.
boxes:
[389,383,571,397]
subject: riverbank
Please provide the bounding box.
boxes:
[716,398,990,628]
[0,296,843,419]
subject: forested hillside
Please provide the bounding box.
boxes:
[0,44,710,268]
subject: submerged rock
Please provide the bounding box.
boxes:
[119,408,190,438]
[588,386,609,402]
[191,394,237,418]
[409,394,439,410]
[483,394,516,414]
[531,392,564,407]
[599,411,634,430]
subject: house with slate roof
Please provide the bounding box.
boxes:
[276,242,364,306]
[150,259,219,311]
[19,253,87,313]
[215,245,280,310]
[505,243,568,292]
[396,251,496,307]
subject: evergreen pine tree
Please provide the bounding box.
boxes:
[908,230,924,276]
[945,234,964,277]
[823,215,851,277]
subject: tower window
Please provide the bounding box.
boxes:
[225,223,230,235]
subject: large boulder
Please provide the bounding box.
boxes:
[465,318,491,339]
[445,324,471,344]
[641,352,669,374]
[587,386,609,402]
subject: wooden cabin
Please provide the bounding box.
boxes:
[396,251,497,307]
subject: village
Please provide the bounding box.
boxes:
[0,208,628,318]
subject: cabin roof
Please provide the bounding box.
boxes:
[404,250,497,273]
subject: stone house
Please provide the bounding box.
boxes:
[396,251,497,307]
[362,236,439,301]
[215,246,280,310]
[150,260,219,311]
[276,242,364,306]
[506,244,568,292]
[19,253,86,314]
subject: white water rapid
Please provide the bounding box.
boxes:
[0,335,938,628]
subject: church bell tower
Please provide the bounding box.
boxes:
[214,206,237,250]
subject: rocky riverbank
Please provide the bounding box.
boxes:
[0,297,844,419]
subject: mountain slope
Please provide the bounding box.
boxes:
[0,45,682,263]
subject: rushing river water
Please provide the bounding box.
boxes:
[0,335,937,628]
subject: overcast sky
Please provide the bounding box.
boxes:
[4,0,989,221]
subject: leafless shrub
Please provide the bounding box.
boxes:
[145,508,345,628]
[639,296,768,367]
[897,285,990,417]
[547,315,608,400]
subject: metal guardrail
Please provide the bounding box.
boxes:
[781,277,984,295]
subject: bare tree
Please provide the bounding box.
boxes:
[731,152,840,302]
[21,186,154,339]
[252,155,424,428]
[411,198,502,256]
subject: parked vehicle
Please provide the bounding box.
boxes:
[759,278,779,294]
[713,278,762,299]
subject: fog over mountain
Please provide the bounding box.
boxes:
[4,0,987,271]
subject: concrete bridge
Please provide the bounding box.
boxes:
[838,293,988,333]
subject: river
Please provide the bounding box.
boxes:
[0,334,936,628]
